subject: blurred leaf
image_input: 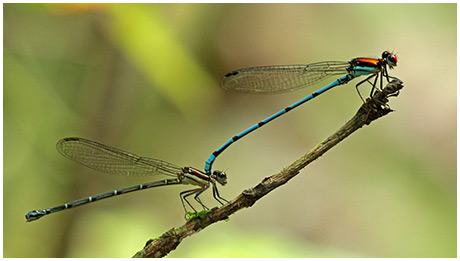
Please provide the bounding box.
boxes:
[107,4,217,118]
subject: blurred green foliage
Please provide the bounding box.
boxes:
[4,3,456,257]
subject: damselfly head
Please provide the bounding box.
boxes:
[213,171,227,185]
[382,51,397,68]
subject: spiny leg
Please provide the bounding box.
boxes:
[371,72,380,97]
[192,187,210,210]
[384,74,400,97]
[180,188,203,213]
[383,65,391,82]
[355,74,377,102]
[212,184,230,205]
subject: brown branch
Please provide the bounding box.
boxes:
[133,79,404,258]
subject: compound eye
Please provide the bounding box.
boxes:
[389,54,397,64]
[387,54,397,67]
[213,171,228,185]
[382,51,397,67]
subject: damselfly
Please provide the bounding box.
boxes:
[205,51,398,174]
[25,137,228,222]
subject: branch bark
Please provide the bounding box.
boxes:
[133,79,404,258]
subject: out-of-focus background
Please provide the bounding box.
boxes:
[4,3,456,258]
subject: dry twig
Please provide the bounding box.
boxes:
[133,79,404,258]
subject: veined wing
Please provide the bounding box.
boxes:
[221,61,350,94]
[56,137,182,177]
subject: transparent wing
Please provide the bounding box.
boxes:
[56,137,182,177]
[221,61,350,94]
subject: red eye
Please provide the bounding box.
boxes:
[390,54,397,64]
[382,51,397,67]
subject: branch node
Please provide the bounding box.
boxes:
[243,188,256,197]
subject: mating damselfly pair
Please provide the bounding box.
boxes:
[26,51,398,222]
